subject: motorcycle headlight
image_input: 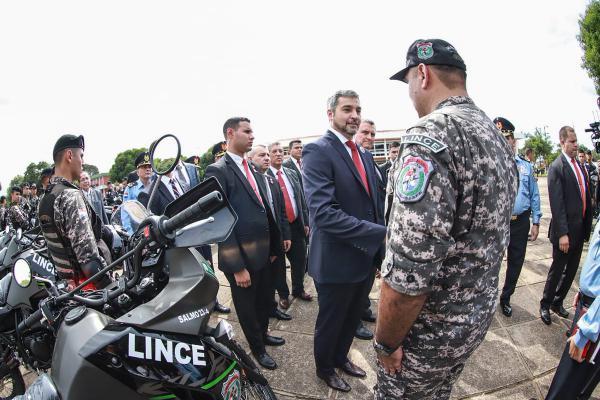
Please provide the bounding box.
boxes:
[14,259,32,288]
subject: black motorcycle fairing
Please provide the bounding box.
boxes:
[20,249,56,281]
[116,247,218,336]
[83,323,245,399]
[0,273,11,305]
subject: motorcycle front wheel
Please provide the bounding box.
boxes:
[0,366,25,400]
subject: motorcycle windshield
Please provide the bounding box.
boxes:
[111,201,151,235]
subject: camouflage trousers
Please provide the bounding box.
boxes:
[373,319,491,399]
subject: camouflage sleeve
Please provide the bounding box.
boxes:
[9,205,28,227]
[382,125,457,296]
[55,190,106,267]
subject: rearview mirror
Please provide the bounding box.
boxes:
[149,134,181,176]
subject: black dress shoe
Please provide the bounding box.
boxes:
[500,302,512,317]
[214,302,231,314]
[338,361,366,378]
[540,307,552,325]
[361,309,376,323]
[271,309,292,321]
[263,334,286,346]
[354,322,374,340]
[551,304,569,318]
[316,370,351,392]
[253,352,277,370]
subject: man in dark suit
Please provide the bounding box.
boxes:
[303,90,386,392]
[268,142,312,309]
[378,141,400,184]
[204,117,288,370]
[138,172,183,215]
[174,158,200,193]
[541,126,593,324]
[249,145,293,321]
[79,171,110,224]
[283,139,303,188]
[351,120,386,341]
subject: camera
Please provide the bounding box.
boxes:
[586,121,600,152]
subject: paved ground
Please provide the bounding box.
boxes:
[210,176,599,400]
[20,176,598,399]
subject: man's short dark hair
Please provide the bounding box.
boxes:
[53,149,66,164]
[587,150,593,156]
[289,139,302,150]
[327,90,359,112]
[525,148,534,156]
[578,149,586,155]
[222,117,251,139]
[390,141,401,148]
[430,65,467,89]
[0,196,5,203]
[559,126,574,142]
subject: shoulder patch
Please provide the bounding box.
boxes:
[395,155,435,203]
[400,134,447,153]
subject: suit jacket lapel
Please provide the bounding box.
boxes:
[326,131,369,196]
[225,154,263,208]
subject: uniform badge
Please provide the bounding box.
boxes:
[144,154,150,162]
[416,42,434,60]
[395,155,435,203]
[400,134,447,153]
[220,370,241,400]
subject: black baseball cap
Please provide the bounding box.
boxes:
[11,186,22,194]
[390,39,466,83]
[211,141,227,158]
[53,134,85,159]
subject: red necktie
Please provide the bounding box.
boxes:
[277,170,296,223]
[571,158,586,216]
[242,159,264,206]
[346,141,370,196]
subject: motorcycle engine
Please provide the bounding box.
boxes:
[23,331,55,365]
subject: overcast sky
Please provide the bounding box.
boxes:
[0,0,598,188]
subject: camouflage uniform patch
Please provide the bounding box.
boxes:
[375,96,518,399]
[8,203,29,230]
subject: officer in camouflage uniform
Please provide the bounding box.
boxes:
[373,39,517,399]
[38,134,112,288]
[28,183,40,217]
[8,186,30,230]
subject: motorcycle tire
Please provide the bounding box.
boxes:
[227,340,277,400]
[0,367,25,400]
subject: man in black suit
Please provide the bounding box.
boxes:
[138,172,183,215]
[283,139,303,188]
[541,126,593,324]
[378,141,400,184]
[268,142,312,309]
[249,145,293,321]
[204,117,288,370]
[303,90,386,392]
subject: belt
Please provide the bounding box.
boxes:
[511,209,531,221]
[580,292,596,308]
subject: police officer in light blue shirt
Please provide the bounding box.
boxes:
[546,220,600,399]
[495,117,542,317]
[121,151,153,234]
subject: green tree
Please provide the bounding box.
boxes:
[83,164,99,176]
[578,0,600,94]
[197,151,214,180]
[109,148,146,183]
[6,175,24,197]
[521,128,554,164]
[22,161,51,185]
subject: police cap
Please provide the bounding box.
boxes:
[185,155,200,166]
[53,134,85,159]
[390,39,466,83]
[493,117,516,137]
[134,152,151,168]
[20,182,29,189]
[211,141,227,158]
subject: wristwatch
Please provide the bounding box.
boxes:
[373,339,399,357]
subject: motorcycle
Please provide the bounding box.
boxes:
[13,134,277,400]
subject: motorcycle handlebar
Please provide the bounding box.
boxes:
[16,308,43,334]
[161,191,222,235]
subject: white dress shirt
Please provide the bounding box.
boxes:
[291,157,302,171]
[270,166,298,217]
[563,150,587,195]
[227,151,262,200]
[330,127,366,171]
